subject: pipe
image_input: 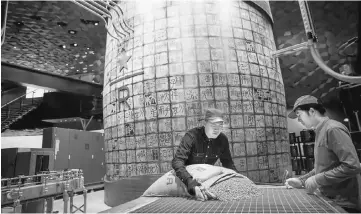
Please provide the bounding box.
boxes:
[309,40,361,84]
[1,0,9,46]
[298,0,314,35]
[77,0,126,38]
[79,0,127,38]
[70,0,121,43]
[95,1,132,35]
[108,1,134,33]
[354,111,361,131]
[356,2,361,75]
[87,1,130,36]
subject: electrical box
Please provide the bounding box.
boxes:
[1,148,55,178]
[42,127,105,185]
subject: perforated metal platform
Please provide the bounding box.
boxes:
[130,187,345,213]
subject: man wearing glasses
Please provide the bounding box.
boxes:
[172,108,238,201]
[285,95,361,213]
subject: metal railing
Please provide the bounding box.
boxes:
[1,89,42,122]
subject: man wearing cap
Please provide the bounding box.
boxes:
[172,108,238,201]
[285,95,361,212]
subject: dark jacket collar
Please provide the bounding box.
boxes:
[199,126,213,142]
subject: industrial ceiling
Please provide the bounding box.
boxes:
[1,1,359,107]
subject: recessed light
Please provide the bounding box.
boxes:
[70,43,78,47]
[86,47,90,50]
[59,45,66,49]
[76,70,79,72]
[68,30,77,35]
[15,21,24,26]
[94,21,99,26]
[13,46,16,49]
[57,21,67,27]
[85,52,87,54]
[66,64,68,66]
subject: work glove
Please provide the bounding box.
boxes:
[194,185,217,201]
[305,176,320,194]
[285,178,303,188]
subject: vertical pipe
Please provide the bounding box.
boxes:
[63,190,69,214]
[355,2,361,75]
[354,111,361,131]
[83,189,87,213]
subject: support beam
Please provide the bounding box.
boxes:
[1,63,102,96]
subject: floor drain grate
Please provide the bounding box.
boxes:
[131,187,342,213]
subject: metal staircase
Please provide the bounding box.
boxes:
[1,90,43,132]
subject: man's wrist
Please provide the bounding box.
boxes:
[186,178,201,195]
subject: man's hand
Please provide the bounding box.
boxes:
[285,178,303,188]
[305,176,319,194]
[194,185,217,201]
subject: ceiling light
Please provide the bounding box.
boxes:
[13,46,16,49]
[87,47,90,50]
[57,22,67,27]
[79,61,83,64]
[344,118,349,122]
[70,43,78,47]
[59,45,66,49]
[94,21,99,26]
[76,70,79,72]
[68,30,77,35]
[15,21,24,26]
[66,64,68,66]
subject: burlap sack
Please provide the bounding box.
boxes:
[142,164,223,197]
[142,164,247,197]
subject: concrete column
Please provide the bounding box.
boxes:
[103,0,291,183]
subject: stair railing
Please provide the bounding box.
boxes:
[1,89,40,121]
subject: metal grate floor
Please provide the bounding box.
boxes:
[131,188,343,213]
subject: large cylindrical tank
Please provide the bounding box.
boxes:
[103,0,290,188]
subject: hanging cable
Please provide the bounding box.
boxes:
[309,41,361,83]
[298,0,361,84]
[338,37,358,57]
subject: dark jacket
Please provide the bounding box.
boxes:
[171,126,238,190]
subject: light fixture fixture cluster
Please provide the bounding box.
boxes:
[68,30,77,35]
[80,19,99,26]
[59,43,89,49]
